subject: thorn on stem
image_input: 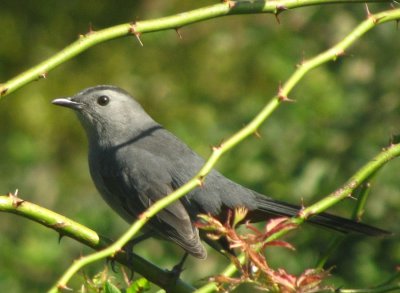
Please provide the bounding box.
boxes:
[335,49,346,58]
[365,3,372,18]
[129,23,144,47]
[274,4,288,24]
[0,87,8,96]
[175,28,183,40]
[300,197,305,209]
[277,84,294,103]
[114,246,124,255]
[223,0,236,9]
[212,139,225,152]
[254,130,261,139]
[365,4,378,24]
[8,189,24,208]
[135,33,144,47]
[138,211,149,220]
[87,22,95,35]
[332,49,346,61]
[348,194,357,200]
[57,284,72,291]
[197,176,205,188]
[212,144,222,152]
[296,51,306,68]
[278,94,291,103]
[39,72,48,79]
[298,206,308,219]
[274,14,281,25]
[58,233,64,243]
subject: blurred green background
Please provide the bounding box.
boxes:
[0,1,399,292]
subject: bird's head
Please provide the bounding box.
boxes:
[52,85,154,145]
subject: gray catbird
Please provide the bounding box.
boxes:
[52,85,389,259]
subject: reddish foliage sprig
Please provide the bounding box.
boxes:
[196,208,331,292]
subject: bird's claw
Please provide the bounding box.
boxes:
[167,253,189,283]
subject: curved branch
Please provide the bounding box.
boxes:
[0,0,392,98]
[0,195,195,293]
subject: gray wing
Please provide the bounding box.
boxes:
[100,147,207,259]
[135,127,259,214]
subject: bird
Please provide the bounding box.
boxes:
[52,85,389,260]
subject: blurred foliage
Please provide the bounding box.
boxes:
[0,1,399,292]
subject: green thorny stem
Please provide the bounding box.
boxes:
[0,194,195,293]
[316,179,374,269]
[45,7,400,293]
[0,0,395,97]
[316,181,376,269]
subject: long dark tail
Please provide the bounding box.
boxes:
[249,195,390,236]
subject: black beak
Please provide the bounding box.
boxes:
[52,97,82,110]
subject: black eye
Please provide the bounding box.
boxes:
[97,95,110,106]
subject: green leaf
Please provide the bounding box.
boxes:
[104,280,122,293]
[126,277,151,293]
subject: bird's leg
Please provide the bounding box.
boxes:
[109,232,153,276]
[168,252,189,282]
